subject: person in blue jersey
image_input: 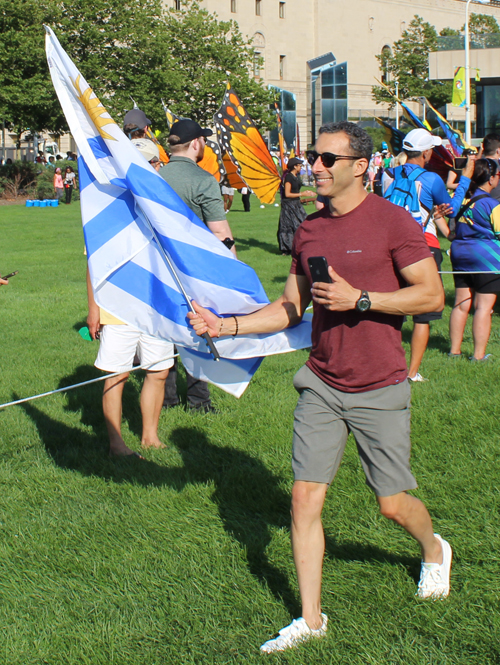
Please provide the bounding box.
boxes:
[449,158,500,361]
[383,128,474,382]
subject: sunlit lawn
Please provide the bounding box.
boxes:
[0,197,499,664]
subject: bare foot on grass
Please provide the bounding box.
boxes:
[109,438,144,459]
[141,437,166,449]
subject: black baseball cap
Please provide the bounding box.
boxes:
[123,108,152,130]
[169,119,213,143]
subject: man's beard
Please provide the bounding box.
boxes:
[195,145,205,163]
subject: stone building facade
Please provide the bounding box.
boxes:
[191,0,500,146]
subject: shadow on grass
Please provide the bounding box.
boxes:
[323,536,421,584]
[235,237,282,256]
[401,325,450,354]
[18,365,422,611]
[271,275,290,284]
[72,320,88,333]
[17,376,301,617]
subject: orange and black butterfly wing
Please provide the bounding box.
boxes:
[222,151,246,189]
[214,84,280,204]
[198,139,225,183]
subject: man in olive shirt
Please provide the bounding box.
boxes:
[159,119,236,255]
[160,118,236,412]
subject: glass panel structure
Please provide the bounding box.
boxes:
[309,61,348,144]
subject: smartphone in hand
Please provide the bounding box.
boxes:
[308,256,332,284]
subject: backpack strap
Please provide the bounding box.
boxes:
[404,165,426,182]
[402,166,432,227]
[456,193,490,222]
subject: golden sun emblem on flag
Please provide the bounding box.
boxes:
[71,75,116,141]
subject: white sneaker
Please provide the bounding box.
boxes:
[416,534,453,599]
[260,614,328,653]
[408,372,429,383]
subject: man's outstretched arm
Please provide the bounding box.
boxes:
[188,272,312,338]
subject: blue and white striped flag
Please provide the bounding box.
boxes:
[45,27,312,397]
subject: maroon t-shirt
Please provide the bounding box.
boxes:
[291,194,432,393]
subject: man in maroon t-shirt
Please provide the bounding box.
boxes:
[188,122,451,654]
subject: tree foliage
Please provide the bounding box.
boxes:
[372,16,451,107]
[373,15,452,110]
[54,0,176,131]
[0,0,274,139]
[440,13,500,41]
[0,0,63,139]
[466,12,500,39]
[439,26,460,37]
[160,3,274,129]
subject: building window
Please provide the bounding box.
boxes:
[256,0,261,15]
[279,55,285,80]
[173,0,180,8]
[231,0,236,13]
[254,51,261,77]
[381,45,391,84]
[279,2,285,18]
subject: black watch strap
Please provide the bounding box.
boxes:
[222,237,235,249]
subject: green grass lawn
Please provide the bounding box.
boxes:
[0,197,499,664]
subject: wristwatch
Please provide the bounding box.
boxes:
[356,290,371,312]
[222,237,235,249]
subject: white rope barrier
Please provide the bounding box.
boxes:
[2,266,499,410]
[0,354,179,411]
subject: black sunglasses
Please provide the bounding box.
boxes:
[306,150,360,168]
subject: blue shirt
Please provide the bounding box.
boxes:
[451,192,500,272]
[383,164,471,243]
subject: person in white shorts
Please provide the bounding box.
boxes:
[85,122,174,457]
[87,292,174,457]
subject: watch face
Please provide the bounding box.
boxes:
[357,296,371,312]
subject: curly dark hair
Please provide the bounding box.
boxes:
[318,121,373,161]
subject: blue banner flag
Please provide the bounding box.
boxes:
[424,99,469,157]
[375,118,405,156]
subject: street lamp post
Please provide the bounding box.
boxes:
[395,80,399,129]
[465,0,490,144]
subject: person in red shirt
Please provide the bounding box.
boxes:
[188,121,451,654]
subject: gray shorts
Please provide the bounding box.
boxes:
[291,365,417,497]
